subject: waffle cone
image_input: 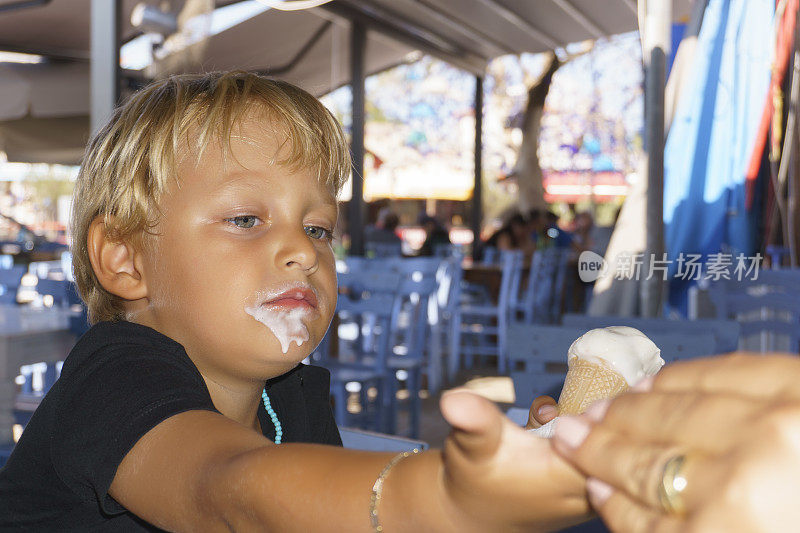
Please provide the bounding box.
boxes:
[557,358,629,415]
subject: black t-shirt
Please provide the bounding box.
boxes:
[0,321,341,531]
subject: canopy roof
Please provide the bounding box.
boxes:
[0,0,691,164]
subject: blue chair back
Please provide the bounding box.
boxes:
[365,241,403,258]
[766,245,791,269]
[0,265,27,304]
[497,251,523,312]
[35,279,71,306]
[707,271,800,352]
[327,288,398,370]
[508,323,718,407]
[561,314,741,354]
[481,246,498,265]
[393,276,439,358]
[433,243,461,258]
[519,248,568,323]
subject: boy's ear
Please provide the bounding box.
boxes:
[87,217,149,301]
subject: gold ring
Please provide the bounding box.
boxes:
[658,454,688,515]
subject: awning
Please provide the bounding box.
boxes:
[0,0,692,164]
[0,61,90,164]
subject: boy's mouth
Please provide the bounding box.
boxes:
[261,286,318,310]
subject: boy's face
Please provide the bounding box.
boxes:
[134,115,339,385]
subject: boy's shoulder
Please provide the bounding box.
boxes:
[79,320,183,351]
[61,320,190,379]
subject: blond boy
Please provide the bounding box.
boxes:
[0,72,587,531]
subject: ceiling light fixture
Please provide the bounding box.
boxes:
[130,3,178,35]
[255,0,334,12]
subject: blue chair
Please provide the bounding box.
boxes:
[28,261,63,280]
[0,265,27,304]
[707,271,800,352]
[342,256,446,396]
[708,292,800,353]
[316,287,398,433]
[507,323,718,408]
[35,279,70,305]
[60,250,74,282]
[33,279,89,337]
[385,275,438,437]
[766,245,791,269]
[514,248,569,324]
[318,271,402,429]
[481,246,498,265]
[561,314,741,355]
[13,360,63,435]
[384,257,444,395]
[0,441,13,468]
[434,255,466,384]
[455,251,522,375]
[433,243,462,258]
[365,241,403,258]
[339,427,428,452]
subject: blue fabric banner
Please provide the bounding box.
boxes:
[663,0,773,313]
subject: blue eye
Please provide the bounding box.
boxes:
[226,216,261,229]
[305,225,332,240]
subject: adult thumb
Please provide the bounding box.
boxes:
[440,389,504,462]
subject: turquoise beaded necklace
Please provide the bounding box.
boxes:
[261,388,283,444]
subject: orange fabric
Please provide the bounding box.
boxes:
[746,0,799,208]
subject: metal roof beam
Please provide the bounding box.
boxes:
[470,0,560,49]
[410,0,514,57]
[622,0,638,16]
[412,0,514,56]
[0,42,89,61]
[551,0,605,39]
[322,0,488,74]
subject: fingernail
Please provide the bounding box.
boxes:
[537,404,558,418]
[587,478,613,508]
[632,376,654,392]
[584,400,610,421]
[553,415,590,449]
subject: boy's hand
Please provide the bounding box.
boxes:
[439,390,590,532]
[526,395,559,429]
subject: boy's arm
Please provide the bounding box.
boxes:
[111,393,589,532]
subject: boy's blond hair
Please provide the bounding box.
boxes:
[71,71,351,324]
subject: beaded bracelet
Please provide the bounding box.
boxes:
[369,448,422,532]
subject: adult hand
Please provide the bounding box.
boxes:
[439,389,591,532]
[550,353,800,532]
[526,395,559,429]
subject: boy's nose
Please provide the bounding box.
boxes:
[275,229,318,273]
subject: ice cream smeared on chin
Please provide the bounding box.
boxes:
[245,283,318,354]
[530,326,664,438]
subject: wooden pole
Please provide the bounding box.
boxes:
[640,0,670,317]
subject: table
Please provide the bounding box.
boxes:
[462,263,529,303]
[462,264,503,302]
[0,306,78,443]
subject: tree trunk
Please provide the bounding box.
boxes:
[513,53,563,212]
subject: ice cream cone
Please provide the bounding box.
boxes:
[557,358,629,415]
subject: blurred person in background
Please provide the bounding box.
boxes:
[417,214,451,256]
[540,211,573,250]
[527,209,545,249]
[485,212,536,260]
[364,207,402,246]
[569,211,595,312]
